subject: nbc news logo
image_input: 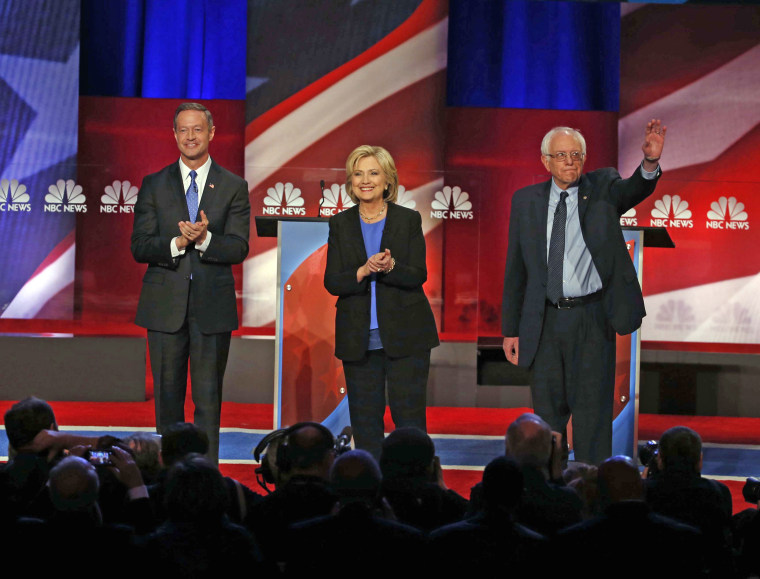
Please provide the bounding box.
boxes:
[262,182,306,216]
[319,184,354,217]
[430,186,473,220]
[100,180,138,213]
[706,196,749,231]
[45,179,87,213]
[0,179,31,212]
[649,194,693,228]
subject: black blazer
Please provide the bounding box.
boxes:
[131,160,250,334]
[324,203,439,361]
[501,167,661,368]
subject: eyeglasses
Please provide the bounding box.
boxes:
[545,151,585,162]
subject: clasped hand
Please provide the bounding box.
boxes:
[176,210,209,248]
[358,249,392,281]
[367,248,392,273]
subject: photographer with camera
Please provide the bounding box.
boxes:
[503,413,583,536]
[644,425,735,577]
[1,397,123,522]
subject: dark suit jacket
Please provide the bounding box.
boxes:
[131,160,250,334]
[557,501,706,578]
[429,512,548,576]
[324,203,439,361]
[285,503,427,577]
[501,167,661,367]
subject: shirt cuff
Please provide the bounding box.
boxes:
[640,162,659,180]
[128,485,149,500]
[171,237,186,257]
[195,230,212,253]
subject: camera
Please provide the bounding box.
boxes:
[638,440,660,478]
[87,448,114,466]
[743,477,760,505]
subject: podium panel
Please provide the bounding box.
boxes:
[611,229,644,458]
[274,219,349,435]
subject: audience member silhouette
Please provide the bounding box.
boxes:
[148,422,261,526]
[430,456,548,575]
[500,413,583,535]
[644,425,735,576]
[142,454,266,577]
[245,422,339,567]
[1,397,110,520]
[559,455,706,578]
[379,427,467,532]
[286,450,426,577]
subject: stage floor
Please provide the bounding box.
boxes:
[1,400,757,514]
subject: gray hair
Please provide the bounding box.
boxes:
[541,126,586,156]
[173,102,214,131]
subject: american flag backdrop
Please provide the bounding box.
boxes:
[0,0,80,320]
[243,0,450,329]
[618,3,760,345]
[0,0,756,352]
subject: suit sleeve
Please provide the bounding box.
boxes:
[324,216,370,297]
[609,166,661,216]
[379,209,427,290]
[130,175,178,269]
[502,194,526,337]
[200,179,251,265]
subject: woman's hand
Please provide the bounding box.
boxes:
[357,249,393,282]
[370,249,392,272]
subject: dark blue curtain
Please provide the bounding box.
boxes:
[447,0,620,111]
[81,0,246,99]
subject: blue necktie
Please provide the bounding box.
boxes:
[547,191,568,304]
[186,169,199,222]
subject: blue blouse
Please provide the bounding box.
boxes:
[360,216,385,348]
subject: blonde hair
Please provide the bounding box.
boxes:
[345,145,399,204]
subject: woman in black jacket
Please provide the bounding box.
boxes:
[324,145,439,459]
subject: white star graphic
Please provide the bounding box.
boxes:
[0,43,79,180]
[246,76,269,94]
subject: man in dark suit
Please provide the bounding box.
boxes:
[558,455,706,578]
[502,120,666,465]
[131,102,250,463]
[644,426,734,575]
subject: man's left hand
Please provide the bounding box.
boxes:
[642,118,667,171]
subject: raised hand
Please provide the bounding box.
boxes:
[642,118,667,163]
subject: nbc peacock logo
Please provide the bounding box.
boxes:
[396,185,416,210]
[706,196,749,231]
[710,302,752,334]
[100,180,139,213]
[649,194,693,228]
[430,185,473,220]
[319,184,355,217]
[0,179,31,212]
[654,299,696,332]
[45,179,87,213]
[262,182,306,216]
[620,207,637,227]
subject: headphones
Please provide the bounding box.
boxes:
[253,422,341,494]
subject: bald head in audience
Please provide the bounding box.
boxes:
[505,413,552,472]
[331,449,381,504]
[597,455,642,506]
[48,456,100,513]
